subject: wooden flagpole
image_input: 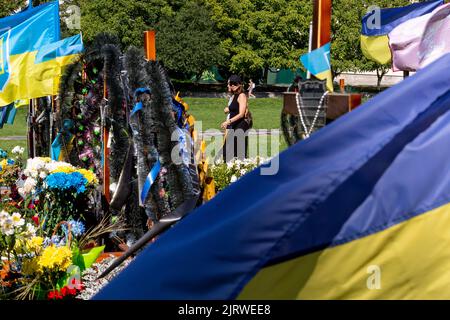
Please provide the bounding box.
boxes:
[312,0,332,50]
[144,30,156,61]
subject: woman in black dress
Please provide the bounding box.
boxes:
[221,75,249,162]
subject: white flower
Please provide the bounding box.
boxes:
[240,169,247,176]
[0,218,15,236]
[24,157,49,178]
[226,162,233,169]
[39,171,47,179]
[23,177,37,195]
[22,223,36,239]
[0,210,9,221]
[17,187,26,198]
[230,175,237,183]
[11,146,24,155]
[45,160,74,173]
[11,212,25,227]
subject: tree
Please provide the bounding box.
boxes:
[206,0,312,82]
[0,1,27,18]
[331,0,411,89]
[156,0,225,81]
[79,0,184,48]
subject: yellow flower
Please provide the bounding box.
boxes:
[22,257,40,276]
[26,236,44,253]
[77,169,99,185]
[14,238,26,253]
[40,157,52,163]
[0,159,7,172]
[51,166,75,174]
[38,245,73,272]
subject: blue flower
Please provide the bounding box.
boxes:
[62,220,85,237]
[45,172,88,194]
[7,159,14,165]
[0,148,7,159]
[44,235,64,247]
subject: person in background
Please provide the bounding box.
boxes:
[287,75,302,92]
[221,75,249,162]
[247,79,256,98]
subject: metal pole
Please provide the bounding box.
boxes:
[307,21,313,79]
[27,99,34,158]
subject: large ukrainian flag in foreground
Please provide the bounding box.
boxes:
[361,0,443,65]
[96,53,450,300]
[0,2,82,107]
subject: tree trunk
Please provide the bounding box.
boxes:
[376,68,385,91]
[262,67,269,85]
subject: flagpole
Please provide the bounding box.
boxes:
[307,21,313,79]
[102,76,110,203]
[27,99,34,158]
[49,96,53,157]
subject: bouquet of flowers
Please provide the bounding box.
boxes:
[0,147,124,300]
[0,211,90,299]
[7,155,99,236]
[210,157,272,192]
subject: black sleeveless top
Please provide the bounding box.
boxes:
[228,93,246,129]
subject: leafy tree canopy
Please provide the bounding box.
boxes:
[156,0,226,80]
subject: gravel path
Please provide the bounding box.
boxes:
[76,255,132,300]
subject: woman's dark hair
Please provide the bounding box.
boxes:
[228,74,244,94]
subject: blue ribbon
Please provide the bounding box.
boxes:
[140,158,161,205]
[130,101,143,116]
[131,87,151,117]
[6,105,17,125]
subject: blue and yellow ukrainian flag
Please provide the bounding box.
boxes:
[361,0,443,65]
[95,53,450,300]
[0,2,83,107]
[300,42,333,91]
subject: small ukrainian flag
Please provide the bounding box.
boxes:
[300,42,333,92]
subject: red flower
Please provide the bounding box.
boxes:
[60,286,68,297]
[31,215,39,226]
[48,290,63,300]
[67,287,77,296]
[70,278,84,291]
[28,203,35,210]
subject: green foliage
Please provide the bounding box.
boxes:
[157,0,225,80]
[0,0,27,18]
[210,157,269,191]
[206,0,312,80]
[80,0,168,48]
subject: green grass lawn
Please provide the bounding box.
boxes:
[0,98,288,157]
[0,106,28,154]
